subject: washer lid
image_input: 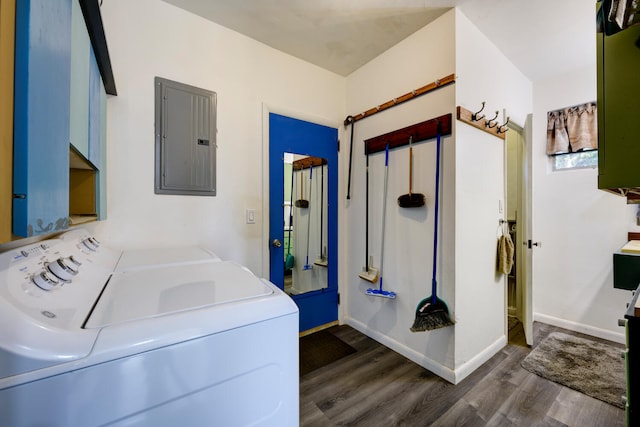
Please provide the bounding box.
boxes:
[114,246,220,272]
[85,261,273,329]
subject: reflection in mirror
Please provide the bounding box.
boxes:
[283,154,328,296]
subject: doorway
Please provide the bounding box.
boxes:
[505,118,533,346]
[268,113,339,333]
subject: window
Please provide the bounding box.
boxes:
[552,150,598,170]
[547,102,597,171]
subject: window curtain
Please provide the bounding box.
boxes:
[546,102,597,155]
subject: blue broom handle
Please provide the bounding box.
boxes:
[305,164,313,265]
[432,130,441,302]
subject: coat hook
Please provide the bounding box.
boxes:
[472,101,486,122]
[486,111,499,128]
[497,117,510,134]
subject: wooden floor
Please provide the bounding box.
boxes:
[300,322,625,426]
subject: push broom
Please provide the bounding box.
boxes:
[398,135,426,208]
[359,146,379,283]
[411,129,454,331]
[294,166,309,209]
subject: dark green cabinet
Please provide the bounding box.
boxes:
[597,20,640,196]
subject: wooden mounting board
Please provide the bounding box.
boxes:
[363,113,452,155]
[456,106,507,140]
[346,74,455,125]
[293,156,326,170]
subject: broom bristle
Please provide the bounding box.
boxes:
[410,298,454,332]
[410,311,454,332]
[295,200,309,208]
[398,193,426,208]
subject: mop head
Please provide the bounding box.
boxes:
[314,258,328,267]
[358,267,379,283]
[410,297,454,332]
[397,193,426,208]
[366,288,396,299]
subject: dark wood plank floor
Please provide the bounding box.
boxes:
[300,322,625,426]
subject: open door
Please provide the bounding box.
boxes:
[268,113,339,333]
[505,114,533,347]
[522,114,534,345]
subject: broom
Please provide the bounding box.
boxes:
[398,135,426,208]
[411,129,454,332]
[294,167,309,209]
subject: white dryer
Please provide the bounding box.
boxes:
[0,229,299,427]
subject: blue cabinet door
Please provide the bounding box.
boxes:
[69,0,90,159]
[13,0,72,237]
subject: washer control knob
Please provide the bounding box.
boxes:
[82,237,100,251]
[68,255,82,266]
[47,257,79,282]
[32,270,61,291]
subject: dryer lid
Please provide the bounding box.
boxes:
[85,261,274,328]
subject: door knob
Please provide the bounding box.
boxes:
[272,239,282,248]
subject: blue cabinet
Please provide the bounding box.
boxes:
[13,0,112,237]
[70,0,90,159]
[13,0,72,237]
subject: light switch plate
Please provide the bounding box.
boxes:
[246,209,256,224]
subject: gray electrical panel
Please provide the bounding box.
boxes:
[155,77,216,196]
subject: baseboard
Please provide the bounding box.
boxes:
[345,318,457,384]
[534,313,625,344]
[452,334,507,383]
[345,318,506,385]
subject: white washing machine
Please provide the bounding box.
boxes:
[0,229,299,427]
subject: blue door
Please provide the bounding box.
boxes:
[269,113,338,332]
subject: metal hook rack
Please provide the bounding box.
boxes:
[456,104,509,140]
[497,117,510,134]
[485,111,499,129]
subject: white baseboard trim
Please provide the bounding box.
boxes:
[345,317,506,385]
[345,318,457,384]
[453,334,507,384]
[534,313,625,344]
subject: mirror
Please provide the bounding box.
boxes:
[283,154,328,295]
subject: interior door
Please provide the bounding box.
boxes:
[269,113,338,332]
[523,114,534,345]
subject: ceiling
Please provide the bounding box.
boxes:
[160,0,596,82]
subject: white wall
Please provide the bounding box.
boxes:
[95,0,345,276]
[343,9,533,383]
[453,10,532,377]
[89,0,635,382]
[532,64,639,342]
[344,10,457,380]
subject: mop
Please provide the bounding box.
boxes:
[303,164,313,270]
[397,135,426,208]
[366,144,396,299]
[411,129,454,331]
[359,146,379,283]
[294,167,309,208]
[285,163,295,271]
[314,163,328,267]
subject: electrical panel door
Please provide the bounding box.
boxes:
[155,77,217,196]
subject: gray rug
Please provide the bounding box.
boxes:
[521,332,626,409]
